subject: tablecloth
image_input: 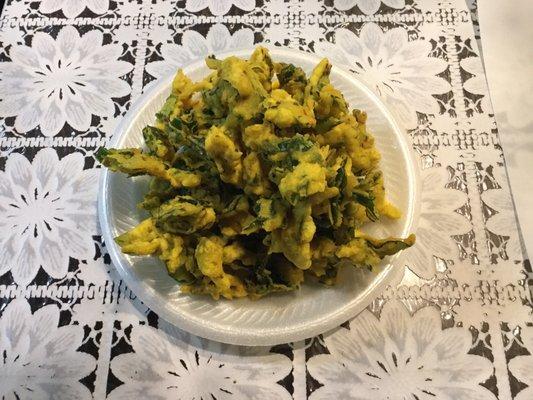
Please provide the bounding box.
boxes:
[0,0,531,399]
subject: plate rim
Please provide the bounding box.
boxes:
[98,46,420,346]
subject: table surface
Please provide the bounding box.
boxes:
[476,0,533,257]
[0,1,531,399]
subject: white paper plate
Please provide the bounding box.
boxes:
[98,47,419,346]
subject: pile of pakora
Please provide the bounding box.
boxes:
[97,47,415,300]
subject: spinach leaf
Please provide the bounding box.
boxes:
[353,190,379,222]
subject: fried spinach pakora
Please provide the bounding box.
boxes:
[97,47,415,300]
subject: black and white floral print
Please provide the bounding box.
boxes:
[108,322,292,399]
[0,26,132,136]
[37,0,111,18]
[0,149,98,285]
[0,299,96,399]
[307,301,495,400]
[316,23,450,129]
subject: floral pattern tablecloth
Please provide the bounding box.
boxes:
[0,0,531,399]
